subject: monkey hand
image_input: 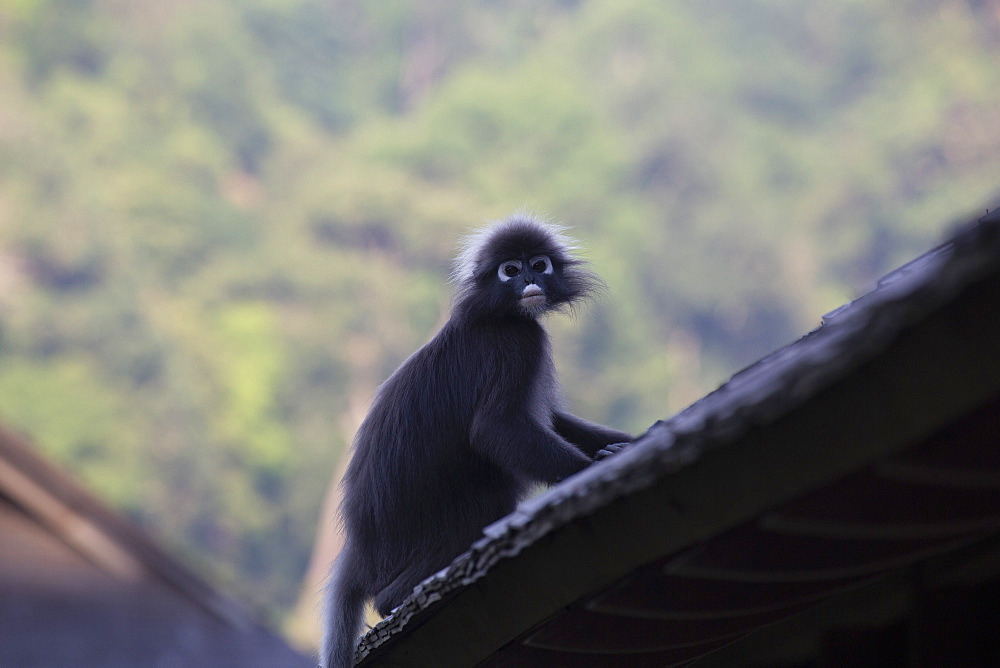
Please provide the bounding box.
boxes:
[593,442,630,462]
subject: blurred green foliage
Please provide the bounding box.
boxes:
[0,0,998,627]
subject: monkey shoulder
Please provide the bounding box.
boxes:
[358,323,482,432]
[355,317,552,448]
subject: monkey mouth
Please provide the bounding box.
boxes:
[520,294,547,308]
[520,284,547,309]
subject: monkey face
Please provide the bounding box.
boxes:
[498,256,551,308]
[453,216,602,320]
[497,255,555,316]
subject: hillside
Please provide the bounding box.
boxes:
[0,0,998,635]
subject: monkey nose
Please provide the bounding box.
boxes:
[522,284,543,298]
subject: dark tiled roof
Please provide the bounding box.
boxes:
[356,207,1000,666]
[0,425,313,667]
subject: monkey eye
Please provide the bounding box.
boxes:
[529,255,553,274]
[498,260,522,281]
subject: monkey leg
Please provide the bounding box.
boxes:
[373,560,441,617]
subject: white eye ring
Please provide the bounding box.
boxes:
[529,255,553,274]
[498,260,522,282]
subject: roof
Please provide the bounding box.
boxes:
[355,206,1000,666]
[0,424,314,667]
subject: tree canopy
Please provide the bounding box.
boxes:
[0,0,997,638]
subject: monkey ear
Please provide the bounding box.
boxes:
[451,226,496,286]
[559,258,605,306]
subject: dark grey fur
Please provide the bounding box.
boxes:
[321,215,632,668]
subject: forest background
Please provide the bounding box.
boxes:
[1,0,998,652]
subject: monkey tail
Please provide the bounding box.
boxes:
[321,546,366,668]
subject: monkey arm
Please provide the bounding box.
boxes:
[551,410,633,457]
[470,408,591,484]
